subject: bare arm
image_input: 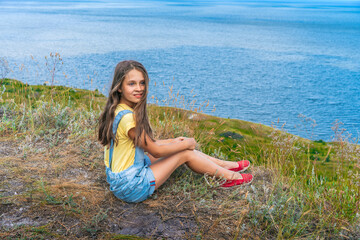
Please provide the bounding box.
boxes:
[155,137,186,145]
[155,139,175,145]
[128,129,195,158]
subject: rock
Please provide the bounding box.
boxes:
[219,131,244,140]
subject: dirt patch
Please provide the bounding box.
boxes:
[0,205,49,228]
[105,202,197,239]
[0,136,276,239]
[60,168,93,185]
[0,140,20,158]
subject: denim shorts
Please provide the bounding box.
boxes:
[106,150,156,203]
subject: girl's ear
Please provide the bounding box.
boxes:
[118,88,122,93]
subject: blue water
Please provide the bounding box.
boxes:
[1,0,360,141]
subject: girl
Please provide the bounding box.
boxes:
[98,60,253,203]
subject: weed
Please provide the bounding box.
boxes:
[39,178,62,205]
[84,209,108,236]
[44,52,63,86]
[0,57,11,83]
[62,194,81,215]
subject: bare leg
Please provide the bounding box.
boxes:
[149,150,242,189]
[147,152,158,163]
[148,150,240,169]
[193,150,239,169]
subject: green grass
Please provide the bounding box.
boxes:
[1,78,359,239]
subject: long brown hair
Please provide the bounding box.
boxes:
[97,60,154,147]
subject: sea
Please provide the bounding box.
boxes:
[1,0,359,141]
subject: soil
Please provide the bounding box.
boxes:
[0,138,273,239]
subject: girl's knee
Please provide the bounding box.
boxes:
[179,150,196,162]
[169,150,192,164]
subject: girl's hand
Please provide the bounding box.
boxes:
[134,129,197,158]
[174,137,196,149]
[184,138,196,150]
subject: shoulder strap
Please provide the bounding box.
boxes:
[109,110,133,171]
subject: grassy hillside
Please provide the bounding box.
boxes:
[0,79,359,239]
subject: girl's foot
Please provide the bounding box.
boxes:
[220,173,253,187]
[229,160,250,172]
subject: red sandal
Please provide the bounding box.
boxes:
[220,173,253,187]
[229,160,251,172]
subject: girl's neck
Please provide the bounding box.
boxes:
[119,101,135,110]
[119,99,135,109]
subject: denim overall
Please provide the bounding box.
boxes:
[106,110,156,203]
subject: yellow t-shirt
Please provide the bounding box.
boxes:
[104,104,136,173]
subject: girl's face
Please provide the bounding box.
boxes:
[119,69,146,108]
